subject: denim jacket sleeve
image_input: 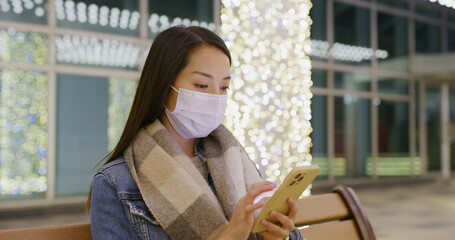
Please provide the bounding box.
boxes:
[90,172,138,240]
[90,164,170,240]
[289,227,304,240]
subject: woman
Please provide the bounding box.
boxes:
[88,26,303,240]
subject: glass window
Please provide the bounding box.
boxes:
[448,11,455,23]
[449,85,455,171]
[0,28,48,65]
[415,21,441,53]
[334,2,371,66]
[310,0,326,41]
[54,35,141,70]
[448,28,455,52]
[0,69,48,200]
[334,96,371,178]
[148,0,215,38]
[376,100,412,176]
[334,71,370,91]
[377,0,408,9]
[0,0,47,24]
[425,86,441,171]
[311,69,327,88]
[309,0,327,61]
[310,95,328,178]
[55,0,140,36]
[378,77,409,95]
[377,12,408,72]
[56,74,136,196]
[415,2,441,19]
[415,81,419,155]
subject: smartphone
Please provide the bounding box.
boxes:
[251,165,320,233]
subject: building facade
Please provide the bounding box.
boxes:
[310,0,455,182]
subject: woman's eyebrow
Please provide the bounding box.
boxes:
[192,71,231,80]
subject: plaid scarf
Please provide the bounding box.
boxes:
[124,120,263,240]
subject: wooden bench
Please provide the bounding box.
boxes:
[0,185,374,240]
[295,185,376,240]
[0,222,92,240]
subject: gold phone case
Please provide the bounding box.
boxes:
[251,165,320,233]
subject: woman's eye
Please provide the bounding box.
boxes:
[221,86,230,90]
[195,84,208,89]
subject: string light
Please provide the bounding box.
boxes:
[52,1,215,35]
[54,35,140,69]
[0,69,48,196]
[221,0,313,182]
[147,13,216,36]
[0,28,48,64]
[54,0,140,31]
[0,29,48,196]
[310,39,388,62]
[427,0,455,9]
[0,0,45,17]
[0,28,140,196]
[108,78,138,150]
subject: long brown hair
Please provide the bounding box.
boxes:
[86,26,231,212]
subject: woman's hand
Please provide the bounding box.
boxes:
[217,181,278,240]
[258,197,298,240]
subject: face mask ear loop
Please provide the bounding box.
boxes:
[166,85,180,113]
[170,85,179,93]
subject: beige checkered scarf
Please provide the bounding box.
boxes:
[124,120,263,240]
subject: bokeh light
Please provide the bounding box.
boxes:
[55,0,140,30]
[0,28,48,65]
[0,69,48,197]
[309,39,388,62]
[0,0,46,18]
[221,0,313,182]
[108,78,138,151]
[54,35,140,69]
[148,13,216,37]
[427,0,455,9]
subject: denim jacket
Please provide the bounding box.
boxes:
[90,141,303,240]
[91,157,169,239]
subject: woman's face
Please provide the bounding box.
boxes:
[165,45,231,111]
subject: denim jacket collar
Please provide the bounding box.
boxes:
[194,138,206,162]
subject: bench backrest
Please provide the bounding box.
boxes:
[295,185,376,240]
[0,222,92,240]
[0,185,374,240]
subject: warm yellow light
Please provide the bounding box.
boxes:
[0,69,48,196]
[221,0,313,182]
[108,78,138,150]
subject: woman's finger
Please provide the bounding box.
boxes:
[245,201,265,215]
[245,181,277,202]
[286,197,298,220]
[270,210,294,232]
[260,219,288,238]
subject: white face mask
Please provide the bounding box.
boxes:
[165,85,227,139]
